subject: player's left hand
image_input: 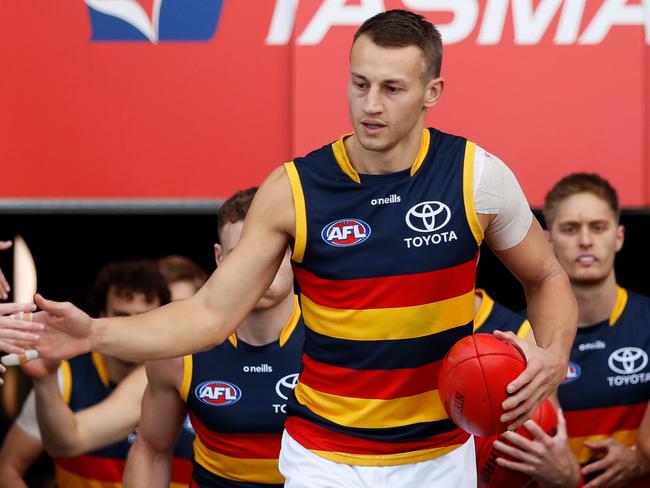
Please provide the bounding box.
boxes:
[496,330,565,430]
[494,408,581,488]
[581,438,646,488]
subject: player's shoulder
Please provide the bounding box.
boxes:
[145,357,184,389]
[623,288,650,317]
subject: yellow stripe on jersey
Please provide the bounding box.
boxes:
[609,286,628,326]
[58,360,73,404]
[180,355,193,402]
[473,289,494,331]
[409,129,431,176]
[92,353,110,386]
[331,134,360,184]
[311,443,462,467]
[284,161,308,263]
[463,141,484,245]
[294,382,447,429]
[517,319,532,339]
[279,295,301,347]
[569,428,638,464]
[193,437,283,485]
[55,466,121,488]
[301,290,474,341]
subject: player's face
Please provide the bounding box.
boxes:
[347,35,442,153]
[218,221,293,311]
[548,192,624,285]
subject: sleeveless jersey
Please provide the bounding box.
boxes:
[473,289,531,338]
[55,352,193,488]
[558,287,650,486]
[284,128,483,466]
[182,297,304,487]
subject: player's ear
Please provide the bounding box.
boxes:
[615,225,625,252]
[214,244,223,266]
[424,77,443,108]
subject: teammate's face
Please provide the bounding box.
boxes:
[217,221,293,311]
[347,35,442,153]
[105,287,161,318]
[547,192,624,285]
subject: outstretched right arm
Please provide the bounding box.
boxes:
[28,167,295,362]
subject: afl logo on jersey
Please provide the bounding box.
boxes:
[321,219,371,247]
[195,380,242,407]
[562,362,581,384]
[608,347,648,375]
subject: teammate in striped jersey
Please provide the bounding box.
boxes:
[124,189,304,487]
[494,174,650,488]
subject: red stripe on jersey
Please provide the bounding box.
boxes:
[285,416,469,455]
[189,413,281,459]
[55,455,125,482]
[294,257,477,310]
[564,402,647,437]
[300,354,442,399]
[171,457,193,484]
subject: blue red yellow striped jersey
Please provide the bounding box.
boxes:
[284,128,484,466]
[181,297,304,487]
[558,287,650,486]
[473,289,531,338]
[55,352,193,488]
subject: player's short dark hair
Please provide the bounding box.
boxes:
[90,259,170,316]
[543,173,620,227]
[353,9,443,80]
[217,187,258,236]
[158,255,208,291]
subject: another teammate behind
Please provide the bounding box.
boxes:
[123,189,304,487]
[494,174,650,487]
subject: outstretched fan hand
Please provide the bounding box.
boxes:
[31,294,93,361]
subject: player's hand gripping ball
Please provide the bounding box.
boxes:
[438,333,527,437]
[474,399,558,488]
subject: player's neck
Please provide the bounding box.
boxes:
[346,122,425,174]
[571,272,618,328]
[236,292,296,347]
[103,355,138,383]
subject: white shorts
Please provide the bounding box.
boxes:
[279,430,477,488]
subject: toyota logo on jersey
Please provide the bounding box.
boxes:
[321,219,371,247]
[195,380,242,407]
[608,347,648,375]
[85,0,224,42]
[405,201,451,233]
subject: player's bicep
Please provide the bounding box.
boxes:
[492,219,563,290]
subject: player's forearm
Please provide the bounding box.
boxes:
[33,375,81,457]
[90,294,228,361]
[0,467,29,488]
[525,267,577,378]
[123,438,172,488]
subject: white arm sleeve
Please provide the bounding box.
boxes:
[472,146,533,250]
[14,390,41,441]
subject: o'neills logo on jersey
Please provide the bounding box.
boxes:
[404,201,457,249]
[607,347,650,387]
[561,361,581,384]
[321,219,371,247]
[195,380,242,407]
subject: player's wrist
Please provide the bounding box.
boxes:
[88,317,104,353]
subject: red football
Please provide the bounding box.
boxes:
[475,399,559,488]
[438,333,527,437]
